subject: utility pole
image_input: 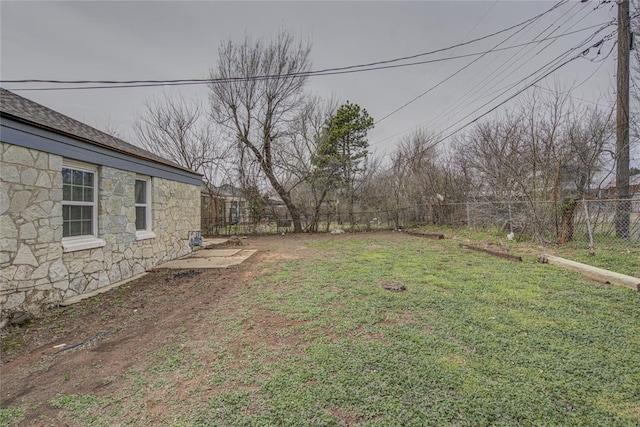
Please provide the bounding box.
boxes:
[615,0,631,239]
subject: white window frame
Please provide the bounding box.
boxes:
[135,176,155,240]
[61,159,105,252]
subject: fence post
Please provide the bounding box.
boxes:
[508,200,514,234]
[582,198,595,254]
[466,202,471,229]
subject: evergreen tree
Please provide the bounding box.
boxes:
[314,102,374,229]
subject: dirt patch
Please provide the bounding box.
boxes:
[0,234,333,425]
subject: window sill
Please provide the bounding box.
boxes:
[136,230,156,241]
[62,236,106,253]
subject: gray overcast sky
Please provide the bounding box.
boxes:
[0,0,622,158]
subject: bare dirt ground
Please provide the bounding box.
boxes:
[0,233,325,426]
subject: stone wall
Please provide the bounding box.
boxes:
[61,171,200,301]
[1,143,67,315]
[1,142,201,318]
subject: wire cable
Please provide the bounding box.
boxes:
[406,1,498,110]
[422,1,598,133]
[427,36,613,151]
[1,1,570,90]
[374,2,572,125]
[4,25,607,92]
[370,24,614,147]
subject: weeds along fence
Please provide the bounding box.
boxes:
[445,199,640,249]
[201,196,639,249]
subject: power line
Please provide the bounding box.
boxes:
[1,1,571,91]
[421,1,596,133]
[371,26,614,148]
[533,84,612,108]
[455,29,612,114]
[406,1,498,108]
[371,13,614,148]
[374,1,593,125]
[454,27,614,123]
[3,25,606,92]
[471,3,595,101]
[428,36,614,150]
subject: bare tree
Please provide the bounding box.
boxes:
[387,144,411,228]
[209,30,312,233]
[460,113,528,201]
[389,131,442,224]
[100,119,123,139]
[454,87,613,243]
[378,130,468,228]
[557,106,614,243]
[351,153,383,228]
[134,94,229,187]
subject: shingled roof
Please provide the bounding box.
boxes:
[0,88,199,175]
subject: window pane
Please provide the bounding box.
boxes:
[72,186,83,201]
[136,207,146,230]
[70,221,81,236]
[63,185,71,201]
[82,206,93,220]
[135,180,146,204]
[62,208,93,237]
[72,170,83,185]
[83,187,93,201]
[62,168,72,184]
[83,171,93,186]
[81,220,92,235]
[70,206,82,220]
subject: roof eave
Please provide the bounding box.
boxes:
[0,111,203,178]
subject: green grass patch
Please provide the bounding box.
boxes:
[180,233,640,426]
[553,246,640,277]
[49,394,105,426]
[420,225,639,277]
[0,406,25,426]
[150,343,185,374]
[18,232,640,426]
[0,336,26,354]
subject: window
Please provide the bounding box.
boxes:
[135,179,147,230]
[135,177,155,240]
[62,161,105,252]
[62,165,96,237]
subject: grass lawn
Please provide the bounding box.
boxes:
[2,232,639,426]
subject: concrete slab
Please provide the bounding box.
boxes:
[202,238,229,247]
[193,248,242,258]
[158,249,258,269]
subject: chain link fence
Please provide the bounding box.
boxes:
[428,198,640,249]
[201,193,639,250]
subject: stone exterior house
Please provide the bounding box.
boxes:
[0,88,202,319]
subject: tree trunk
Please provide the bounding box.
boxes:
[307,187,328,233]
[558,198,577,244]
[348,186,355,231]
[262,165,303,233]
